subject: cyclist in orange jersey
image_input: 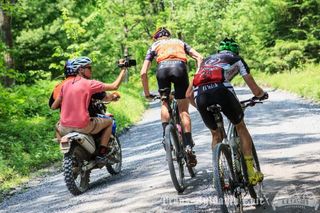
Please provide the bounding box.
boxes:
[140,27,203,167]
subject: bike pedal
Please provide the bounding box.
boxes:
[223,184,231,190]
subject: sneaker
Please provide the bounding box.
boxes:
[244,156,264,185]
[95,147,112,165]
[185,145,197,167]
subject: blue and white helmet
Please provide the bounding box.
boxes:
[64,59,77,77]
[71,56,92,72]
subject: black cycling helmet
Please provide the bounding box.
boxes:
[218,38,240,54]
[64,59,77,77]
[152,27,171,40]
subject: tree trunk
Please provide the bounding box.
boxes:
[0,2,15,87]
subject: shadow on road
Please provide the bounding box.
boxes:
[1,88,320,213]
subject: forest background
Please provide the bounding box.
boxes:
[0,0,319,195]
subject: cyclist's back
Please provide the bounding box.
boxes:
[193,50,250,97]
[140,27,203,167]
[146,38,190,63]
[187,38,268,184]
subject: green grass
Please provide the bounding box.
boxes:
[232,63,320,102]
[254,63,320,102]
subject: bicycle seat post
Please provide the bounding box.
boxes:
[214,113,223,128]
[159,88,173,116]
[207,105,223,127]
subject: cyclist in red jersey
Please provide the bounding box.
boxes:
[140,27,203,167]
[186,38,268,184]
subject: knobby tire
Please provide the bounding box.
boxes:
[165,124,185,193]
[106,135,122,175]
[212,143,238,213]
[63,145,90,195]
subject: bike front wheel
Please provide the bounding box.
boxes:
[106,135,122,175]
[165,124,185,193]
[212,143,239,213]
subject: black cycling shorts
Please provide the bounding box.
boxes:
[156,61,189,99]
[196,85,244,130]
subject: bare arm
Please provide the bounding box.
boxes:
[189,48,203,69]
[102,92,120,102]
[103,67,127,91]
[51,96,62,110]
[243,74,265,97]
[186,83,197,107]
[140,60,152,97]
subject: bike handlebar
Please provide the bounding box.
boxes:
[207,96,265,113]
[93,99,111,105]
[240,97,264,108]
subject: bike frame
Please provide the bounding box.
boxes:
[158,90,185,147]
[211,97,265,209]
[158,89,196,193]
[211,108,243,201]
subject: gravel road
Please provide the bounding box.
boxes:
[1,87,319,213]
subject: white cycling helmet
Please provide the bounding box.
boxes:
[71,56,92,72]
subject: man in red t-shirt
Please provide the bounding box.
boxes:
[51,57,127,163]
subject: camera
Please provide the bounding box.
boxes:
[118,56,136,68]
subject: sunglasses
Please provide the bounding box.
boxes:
[83,66,92,70]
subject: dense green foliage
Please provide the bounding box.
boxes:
[0,0,319,194]
[1,0,318,82]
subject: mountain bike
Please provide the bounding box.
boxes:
[157,88,196,193]
[211,97,265,212]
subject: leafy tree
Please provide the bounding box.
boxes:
[0,0,16,87]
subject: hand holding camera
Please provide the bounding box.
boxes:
[111,92,121,101]
[117,56,136,68]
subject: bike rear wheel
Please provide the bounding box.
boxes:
[106,135,122,175]
[212,143,239,213]
[63,144,90,195]
[165,124,185,193]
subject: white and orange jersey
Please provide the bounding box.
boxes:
[145,38,192,63]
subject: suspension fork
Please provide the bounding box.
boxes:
[227,121,242,184]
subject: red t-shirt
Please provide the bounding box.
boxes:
[53,76,76,100]
[59,76,107,128]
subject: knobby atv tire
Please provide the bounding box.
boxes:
[63,145,90,196]
[106,135,122,175]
